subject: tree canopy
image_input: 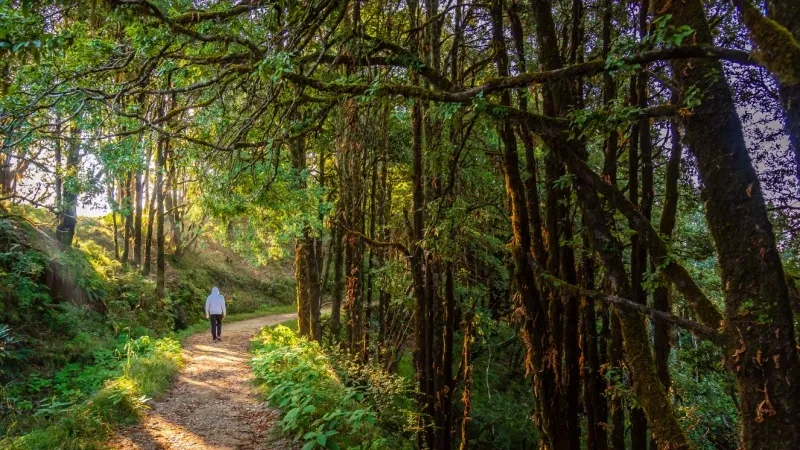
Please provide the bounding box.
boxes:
[2,0,800,449]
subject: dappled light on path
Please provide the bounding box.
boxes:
[108,314,297,450]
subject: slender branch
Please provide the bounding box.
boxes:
[343,227,410,257]
[534,261,722,343]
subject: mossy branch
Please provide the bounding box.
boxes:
[533,259,723,343]
[733,0,800,86]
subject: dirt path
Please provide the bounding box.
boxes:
[108,314,296,450]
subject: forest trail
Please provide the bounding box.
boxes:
[107,314,296,450]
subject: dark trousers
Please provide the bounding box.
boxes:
[210,314,223,339]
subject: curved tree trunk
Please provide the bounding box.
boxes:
[652,0,800,446]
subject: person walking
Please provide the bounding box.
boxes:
[205,287,226,342]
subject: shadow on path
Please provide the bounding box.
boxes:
[107,313,296,450]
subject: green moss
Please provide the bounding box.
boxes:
[741,1,800,85]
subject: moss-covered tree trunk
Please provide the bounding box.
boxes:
[651,107,683,449]
[569,154,693,450]
[491,1,564,448]
[600,2,623,446]
[56,122,81,248]
[651,0,800,446]
[155,134,166,303]
[133,168,143,267]
[329,220,344,342]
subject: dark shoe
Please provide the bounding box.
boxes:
[217,337,222,342]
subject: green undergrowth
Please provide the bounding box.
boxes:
[0,209,295,446]
[251,325,415,450]
[1,334,182,449]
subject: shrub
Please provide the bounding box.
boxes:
[251,326,413,450]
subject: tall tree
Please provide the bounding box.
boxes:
[653,0,800,446]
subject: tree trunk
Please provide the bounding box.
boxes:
[629,73,648,450]
[600,3,622,447]
[108,180,120,261]
[651,101,683,450]
[581,252,608,450]
[652,0,800,446]
[491,2,561,447]
[459,309,474,450]
[309,237,322,341]
[295,236,312,338]
[54,120,62,209]
[330,222,344,342]
[155,134,167,303]
[143,139,159,276]
[56,122,80,248]
[164,169,179,256]
[121,172,132,264]
[133,166,143,266]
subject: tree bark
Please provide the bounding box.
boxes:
[133,166,143,266]
[121,173,132,263]
[330,222,344,342]
[295,235,312,338]
[651,102,683,450]
[652,0,800,446]
[54,120,62,209]
[155,134,167,303]
[56,122,80,248]
[109,180,120,261]
[492,2,562,448]
[143,139,159,277]
[580,252,608,450]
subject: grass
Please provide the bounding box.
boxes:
[2,336,183,450]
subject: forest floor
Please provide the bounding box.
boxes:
[107,314,297,450]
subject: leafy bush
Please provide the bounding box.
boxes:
[251,326,414,450]
[0,325,26,379]
[325,348,416,437]
[262,278,296,304]
[168,275,208,330]
[0,244,52,323]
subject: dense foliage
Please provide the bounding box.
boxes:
[252,325,415,450]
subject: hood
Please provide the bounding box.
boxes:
[211,287,220,295]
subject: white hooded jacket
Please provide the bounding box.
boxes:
[205,287,226,315]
